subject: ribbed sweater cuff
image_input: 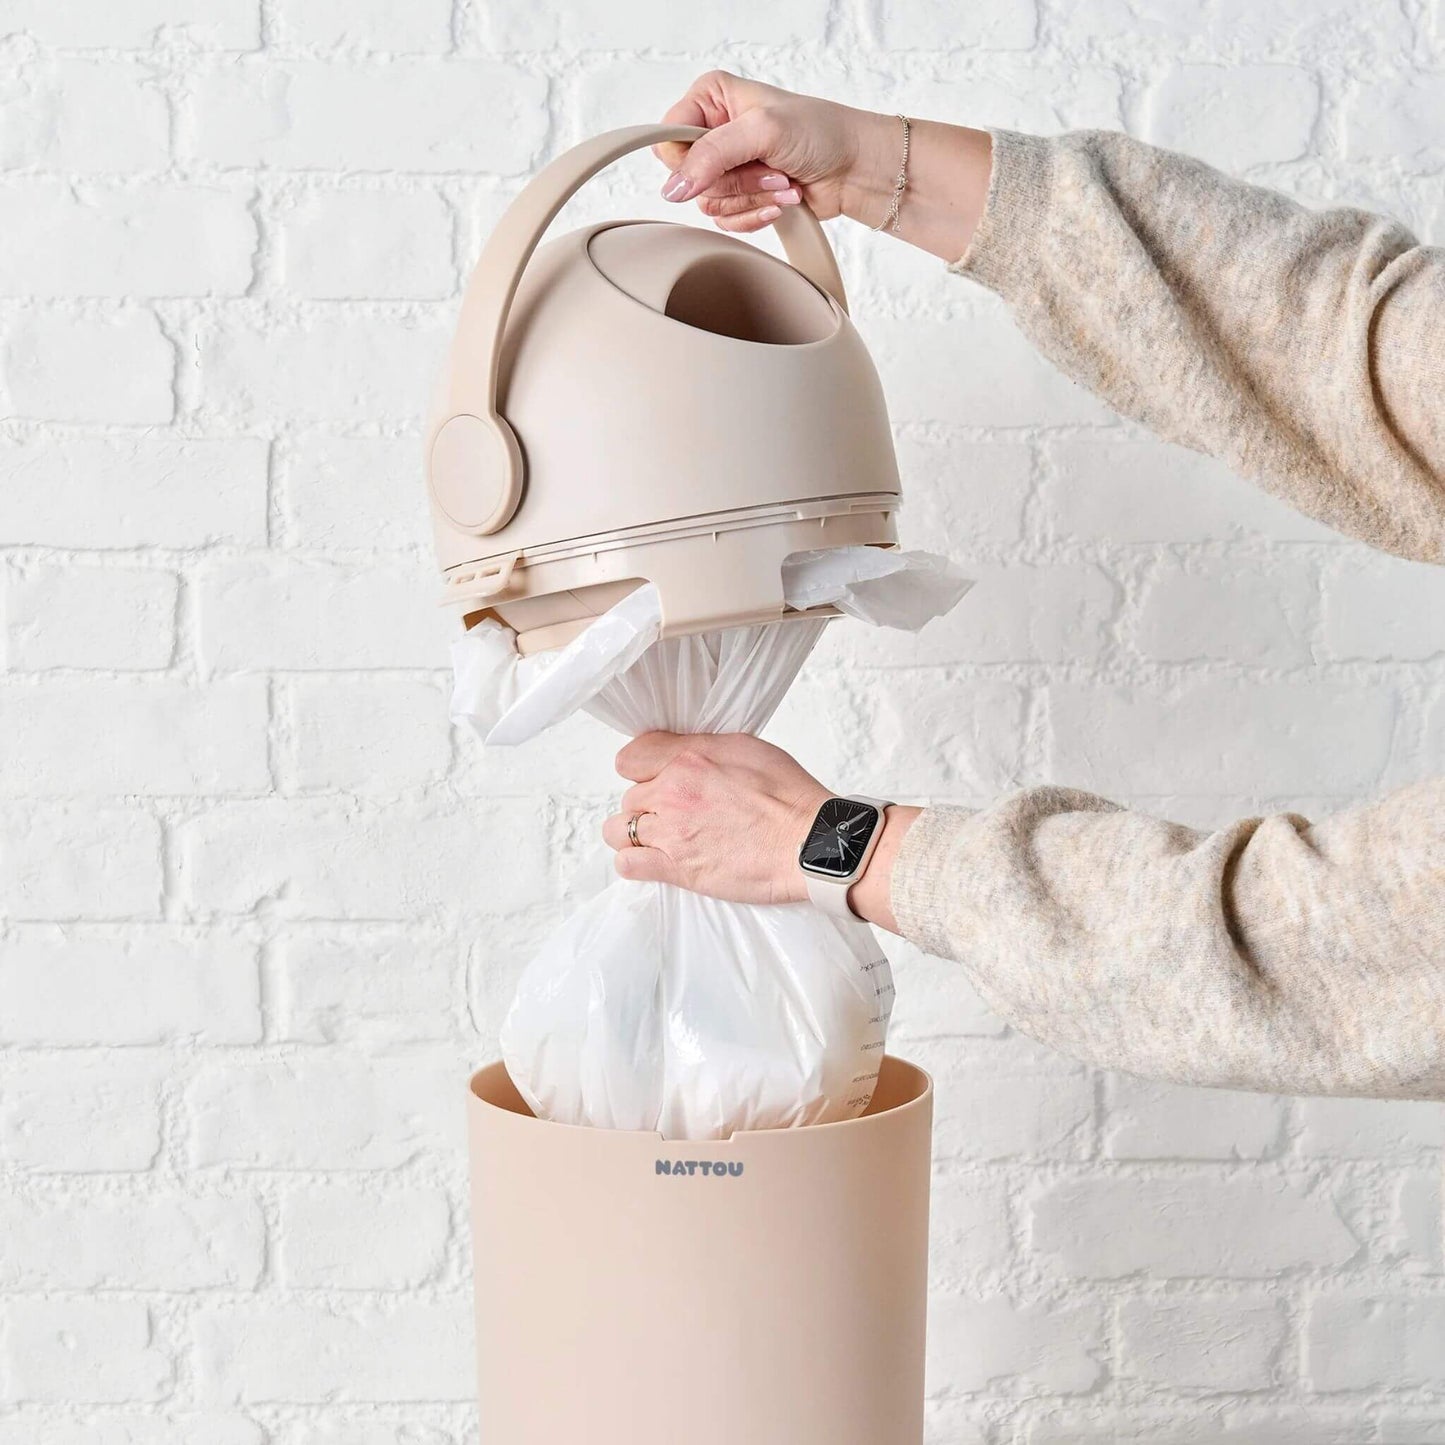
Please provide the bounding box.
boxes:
[889,804,977,960]
[948,128,1056,294]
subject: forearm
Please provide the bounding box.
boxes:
[946,128,1445,561]
[661,80,1442,557]
[845,115,1445,558]
[889,783,1445,1099]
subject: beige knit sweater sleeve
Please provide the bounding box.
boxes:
[890,129,1445,1099]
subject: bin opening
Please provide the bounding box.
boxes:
[470,1056,930,1136]
[663,253,836,345]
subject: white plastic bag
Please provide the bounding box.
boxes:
[452,548,971,1140]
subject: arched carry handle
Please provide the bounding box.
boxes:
[428,123,849,536]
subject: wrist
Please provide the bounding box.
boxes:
[844,114,994,263]
[777,783,832,904]
[845,804,917,934]
[840,108,903,229]
[783,792,918,931]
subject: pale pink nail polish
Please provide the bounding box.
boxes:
[661,172,692,201]
[757,205,782,223]
[759,173,790,191]
[774,187,801,206]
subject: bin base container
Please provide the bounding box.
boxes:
[468,1054,933,1445]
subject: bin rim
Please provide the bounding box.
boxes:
[467,1054,932,1144]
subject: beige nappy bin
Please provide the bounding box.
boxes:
[468,1055,933,1445]
[432,124,933,1442]
[424,122,901,646]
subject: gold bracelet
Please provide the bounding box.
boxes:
[872,114,911,234]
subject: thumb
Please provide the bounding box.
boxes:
[615,730,689,783]
[661,111,775,202]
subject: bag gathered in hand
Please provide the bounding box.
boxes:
[451,548,970,1140]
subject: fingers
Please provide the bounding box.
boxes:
[654,69,761,171]
[653,69,793,232]
[654,68,793,183]
[700,162,795,199]
[615,731,689,783]
[656,73,731,154]
[601,806,660,852]
[660,110,777,203]
[654,79,730,174]
[698,185,798,219]
[614,845,675,885]
[619,780,657,815]
[653,95,708,173]
[660,93,710,129]
[604,795,676,888]
[714,206,784,234]
[693,166,797,236]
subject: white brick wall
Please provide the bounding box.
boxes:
[0,1,1440,1441]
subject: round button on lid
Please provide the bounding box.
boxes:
[428,412,523,535]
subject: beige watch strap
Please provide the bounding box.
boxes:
[803,797,892,919]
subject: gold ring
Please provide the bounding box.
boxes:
[626,811,652,848]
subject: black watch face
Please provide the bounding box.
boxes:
[800,799,881,879]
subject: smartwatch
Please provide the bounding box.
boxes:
[798,795,893,918]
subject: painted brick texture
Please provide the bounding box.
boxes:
[0,2,1441,1443]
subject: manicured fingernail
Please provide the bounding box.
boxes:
[662,171,692,201]
[759,173,790,190]
[757,205,782,223]
[773,187,801,206]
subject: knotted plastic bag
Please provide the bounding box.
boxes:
[451,548,970,1139]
